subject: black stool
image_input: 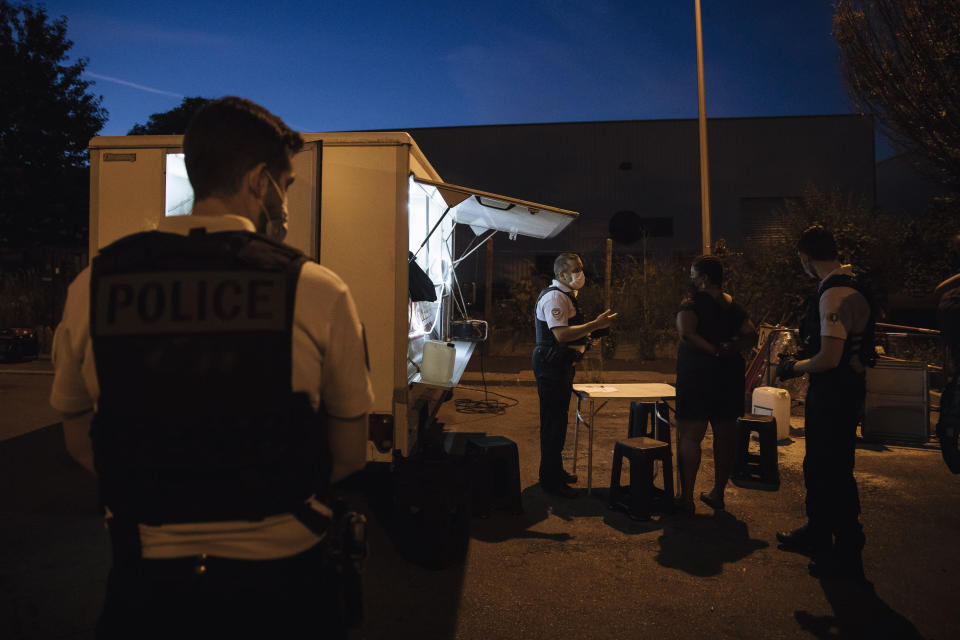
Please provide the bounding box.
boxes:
[608,437,675,520]
[629,402,674,446]
[628,402,656,438]
[465,435,523,517]
[393,457,471,570]
[736,414,780,485]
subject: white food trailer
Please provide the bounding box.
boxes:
[88,132,578,462]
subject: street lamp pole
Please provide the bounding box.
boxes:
[695,0,712,255]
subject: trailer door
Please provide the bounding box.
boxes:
[90,147,169,257]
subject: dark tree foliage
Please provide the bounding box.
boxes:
[723,186,960,330]
[128,97,211,135]
[833,0,960,187]
[0,1,107,246]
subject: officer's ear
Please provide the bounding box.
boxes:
[243,162,270,200]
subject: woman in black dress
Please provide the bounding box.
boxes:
[675,256,756,513]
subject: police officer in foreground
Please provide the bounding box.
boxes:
[934,235,960,474]
[50,97,374,637]
[534,253,616,498]
[776,225,875,584]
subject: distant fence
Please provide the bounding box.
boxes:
[0,247,87,341]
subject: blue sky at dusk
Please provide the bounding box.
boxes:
[41,0,886,155]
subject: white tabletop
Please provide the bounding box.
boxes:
[572,382,676,400]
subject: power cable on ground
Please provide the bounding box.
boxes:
[455,348,519,415]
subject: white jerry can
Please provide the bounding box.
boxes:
[751,386,791,441]
[420,340,456,385]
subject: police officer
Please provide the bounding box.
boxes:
[533,253,616,498]
[934,235,960,473]
[776,225,874,583]
[50,97,374,638]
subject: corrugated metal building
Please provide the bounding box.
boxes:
[405,115,875,259]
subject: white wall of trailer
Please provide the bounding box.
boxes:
[317,142,406,418]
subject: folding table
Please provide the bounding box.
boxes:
[571,383,677,494]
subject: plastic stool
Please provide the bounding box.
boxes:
[629,402,673,446]
[628,402,656,438]
[608,437,675,520]
[465,435,523,517]
[393,457,471,570]
[737,414,780,485]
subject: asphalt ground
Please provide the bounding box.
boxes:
[2,358,959,639]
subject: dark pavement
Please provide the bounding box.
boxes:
[2,357,959,639]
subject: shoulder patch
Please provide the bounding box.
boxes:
[551,308,562,319]
[828,312,840,323]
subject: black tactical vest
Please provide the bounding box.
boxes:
[89,228,331,526]
[798,273,876,372]
[535,286,586,347]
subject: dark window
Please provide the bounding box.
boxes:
[619,161,633,170]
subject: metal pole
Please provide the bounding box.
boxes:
[604,238,612,310]
[484,237,494,356]
[695,0,712,255]
[603,238,613,381]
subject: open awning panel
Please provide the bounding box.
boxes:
[412,177,578,239]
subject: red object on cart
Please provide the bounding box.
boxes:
[744,327,796,410]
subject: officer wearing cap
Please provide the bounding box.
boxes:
[50,97,374,637]
[533,252,616,498]
[775,225,875,584]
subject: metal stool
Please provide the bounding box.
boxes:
[608,437,675,520]
[736,414,780,485]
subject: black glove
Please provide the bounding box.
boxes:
[776,357,800,380]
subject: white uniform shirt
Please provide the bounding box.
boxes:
[536,279,583,349]
[818,265,870,341]
[50,214,375,559]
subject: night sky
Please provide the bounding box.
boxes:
[40,0,890,157]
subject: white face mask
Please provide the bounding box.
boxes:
[260,172,289,242]
[568,270,585,289]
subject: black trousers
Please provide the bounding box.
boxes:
[803,369,866,554]
[533,346,576,488]
[97,542,345,639]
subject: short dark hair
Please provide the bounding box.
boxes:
[554,252,580,277]
[183,96,304,200]
[797,225,838,261]
[692,255,723,286]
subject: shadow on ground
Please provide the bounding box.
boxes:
[469,484,583,543]
[0,424,108,639]
[655,511,769,577]
[469,483,666,542]
[0,423,100,517]
[795,575,924,639]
